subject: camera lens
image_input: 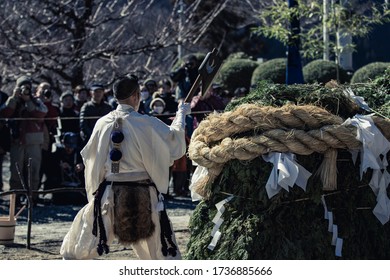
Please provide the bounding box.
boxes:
[21,85,31,95]
[43,89,52,98]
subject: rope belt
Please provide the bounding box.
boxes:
[92,179,178,257]
[92,180,110,256]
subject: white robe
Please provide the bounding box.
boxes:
[60,104,186,259]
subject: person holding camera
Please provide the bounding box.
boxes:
[0,75,48,205]
[0,75,10,192]
[36,82,60,192]
[170,55,199,101]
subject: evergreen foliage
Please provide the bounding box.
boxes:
[186,80,390,259]
[351,67,390,115]
[351,62,390,84]
[226,52,251,60]
[251,58,286,85]
[216,58,258,94]
[303,59,349,84]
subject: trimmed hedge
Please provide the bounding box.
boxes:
[226,52,251,60]
[251,58,286,85]
[216,58,259,94]
[303,59,349,84]
[351,62,390,84]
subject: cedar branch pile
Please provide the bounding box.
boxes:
[185,80,390,259]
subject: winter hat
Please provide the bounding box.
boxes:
[63,132,78,148]
[16,75,32,88]
[113,75,139,100]
[89,82,105,91]
[144,78,157,87]
[60,90,74,101]
[149,97,166,109]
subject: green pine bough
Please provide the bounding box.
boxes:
[185,77,390,260]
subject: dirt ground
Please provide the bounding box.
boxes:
[0,154,196,260]
[0,200,194,260]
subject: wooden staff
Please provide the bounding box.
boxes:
[15,159,33,249]
[183,75,202,103]
[27,158,33,249]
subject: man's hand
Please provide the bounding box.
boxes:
[20,93,31,102]
[178,101,191,115]
[61,162,71,170]
[75,163,84,173]
[12,87,21,98]
[14,87,31,102]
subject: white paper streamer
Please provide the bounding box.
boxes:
[335,238,343,257]
[321,195,343,257]
[343,88,371,112]
[327,211,333,232]
[343,114,390,178]
[373,176,390,224]
[189,166,208,201]
[262,152,312,198]
[332,225,338,246]
[208,231,221,251]
[207,195,234,251]
[343,114,390,224]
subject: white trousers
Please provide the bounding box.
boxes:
[60,185,181,260]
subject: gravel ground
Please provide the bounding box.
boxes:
[0,154,196,260]
[0,197,195,260]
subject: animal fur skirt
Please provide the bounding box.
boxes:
[112,184,155,244]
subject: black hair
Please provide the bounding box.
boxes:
[113,75,139,100]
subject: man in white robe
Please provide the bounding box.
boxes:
[60,75,191,259]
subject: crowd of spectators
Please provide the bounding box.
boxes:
[0,60,249,206]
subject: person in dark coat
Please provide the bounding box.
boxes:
[0,75,10,191]
[59,91,79,135]
[170,55,199,101]
[79,83,112,146]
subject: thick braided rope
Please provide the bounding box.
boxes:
[191,104,344,144]
[189,125,361,168]
[189,104,390,170]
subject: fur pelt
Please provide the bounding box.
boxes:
[112,185,155,244]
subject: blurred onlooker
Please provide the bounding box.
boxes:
[105,88,118,109]
[59,90,80,135]
[158,78,178,114]
[212,83,233,107]
[138,78,157,115]
[36,82,59,150]
[50,132,86,205]
[190,83,226,124]
[149,97,171,125]
[137,85,149,114]
[0,75,48,205]
[36,82,60,191]
[149,97,166,115]
[171,131,191,197]
[73,85,89,113]
[233,87,248,100]
[0,75,10,191]
[170,55,199,101]
[79,83,112,146]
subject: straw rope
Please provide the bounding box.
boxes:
[188,104,390,196]
[191,104,344,143]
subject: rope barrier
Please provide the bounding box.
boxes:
[0,110,220,121]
